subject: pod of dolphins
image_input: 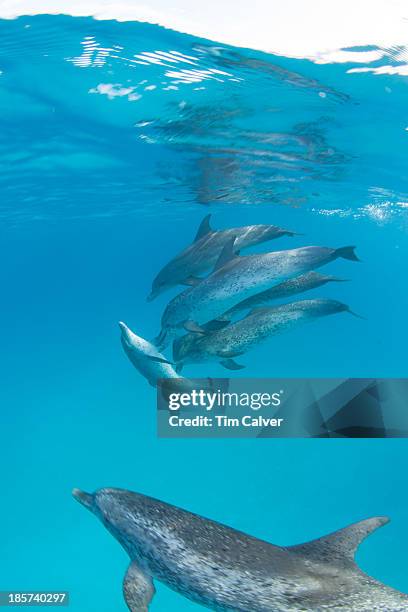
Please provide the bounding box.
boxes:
[119,214,361,385]
[74,218,408,611]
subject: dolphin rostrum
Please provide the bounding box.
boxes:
[73,487,408,611]
[173,298,356,370]
[156,240,359,348]
[214,271,348,324]
[148,214,297,301]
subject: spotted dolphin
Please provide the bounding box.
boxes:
[148,214,297,301]
[119,321,177,387]
[173,298,356,370]
[157,240,359,348]
[119,322,224,397]
[215,270,348,324]
[73,487,408,611]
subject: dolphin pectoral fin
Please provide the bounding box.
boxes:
[184,320,206,334]
[123,560,156,612]
[182,275,202,287]
[347,309,366,320]
[147,355,174,365]
[287,516,390,569]
[194,213,213,242]
[220,359,245,370]
[328,276,351,283]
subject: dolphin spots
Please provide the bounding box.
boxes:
[121,215,362,383]
[119,321,226,398]
[148,214,297,301]
[157,243,360,348]
[73,487,408,611]
[173,299,354,370]
[119,321,178,387]
[216,270,349,323]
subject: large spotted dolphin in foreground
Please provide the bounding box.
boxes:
[73,487,408,611]
[173,298,356,370]
[156,240,360,348]
[148,214,297,301]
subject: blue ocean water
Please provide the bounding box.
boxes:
[1,14,408,611]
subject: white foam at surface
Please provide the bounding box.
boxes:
[1,0,408,62]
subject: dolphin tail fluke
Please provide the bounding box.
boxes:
[347,308,366,320]
[335,246,360,262]
[328,276,351,283]
[288,516,390,568]
[123,560,156,612]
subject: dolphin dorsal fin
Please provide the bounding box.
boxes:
[194,214,213,242]
[287,517,389,568]
[213,236,239,272]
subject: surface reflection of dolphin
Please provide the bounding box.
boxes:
[194,45,351,102]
